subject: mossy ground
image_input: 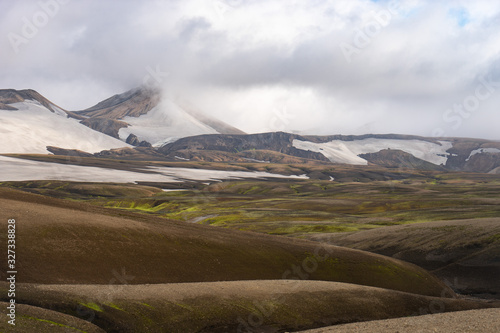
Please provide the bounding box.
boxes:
[2,171,499,239]
[4,281,493,333]
[1,164,499,332]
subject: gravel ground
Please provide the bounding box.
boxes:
[294,308,500,333]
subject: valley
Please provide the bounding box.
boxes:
[3,0,500,330]
[0,88,499,332]
[2,165,498,301]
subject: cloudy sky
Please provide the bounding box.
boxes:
[1,0,500,139]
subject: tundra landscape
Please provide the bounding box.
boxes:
[1,89,499,332]
[2,1,500,332]
[1,154,500,332]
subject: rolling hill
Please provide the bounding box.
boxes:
[0,186,496,332]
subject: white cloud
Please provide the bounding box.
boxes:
[1,0,499,139]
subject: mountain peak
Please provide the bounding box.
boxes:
[73,86,245,146]
[77,86,162,119]
[0,88,67,113]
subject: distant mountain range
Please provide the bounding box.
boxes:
[1,87,499,174]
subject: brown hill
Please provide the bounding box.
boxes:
[359,149,446,171]
[0,302,106,333]
[296,308,500,333]
[76,86,161,119]
[2,281,494,333]
[0,187,451,297]
[308,218,500,298]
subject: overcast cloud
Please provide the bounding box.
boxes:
[1,0,500,139]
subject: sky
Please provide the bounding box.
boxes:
[1,0,500,140]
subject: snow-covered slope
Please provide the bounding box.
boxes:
[118,99,219,147]
[0,156,308,183]
[0,100,129,154]
[293,138,453,166]
[466,148,500,161]
[75,86,245,145]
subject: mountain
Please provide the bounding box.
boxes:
[156,132,500,173]
[0,89,129,154]
[1,87,499,174]
[73,86,245,146]
[0,87,246,154]
[0,89,67,114]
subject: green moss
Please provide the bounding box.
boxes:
[304,252,340,265]
[173,302,195,311]
[21,316,88,333]
[268,224,378,235]
[241,186,260,194]
[79,302,103,312]
[486,233,500,243]
[370,261,425,280]
[9,173,500,241]
[107,303,125,311]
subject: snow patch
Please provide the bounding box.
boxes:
[466,148,500,161]
[243,158,270,163]
[155,137,180,148]
[0,101,130,154]
[293,138,453,166]
[0,156,309,183]
[49,103,68,117]
[118,99,218,146]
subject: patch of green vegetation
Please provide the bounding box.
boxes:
[304,252,340,265]
[107,303,125,311]
[241,185,260,195]
[268,224,379,235]
[22,316,88,333]
[486,233,500,243]
[4,170,499,240]
[371,261,425,280]
[173,302,195,311]
[205,214,243,226]
[430,225,467,232]
[289,184,301,194]
[79,302,103,312]
[140,302,155,309]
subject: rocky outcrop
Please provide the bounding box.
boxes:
[46,146,94,157]
[158,132,330,162]
[359,149,445,171]
[125,134,152,147]
[80,118,129,138]
[76,86,162,119]
[0,89,68,114]
[0,102,18,110]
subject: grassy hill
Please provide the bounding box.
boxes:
[0,187,449,295]
[1,281,493,333]
[309,218,500,298]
